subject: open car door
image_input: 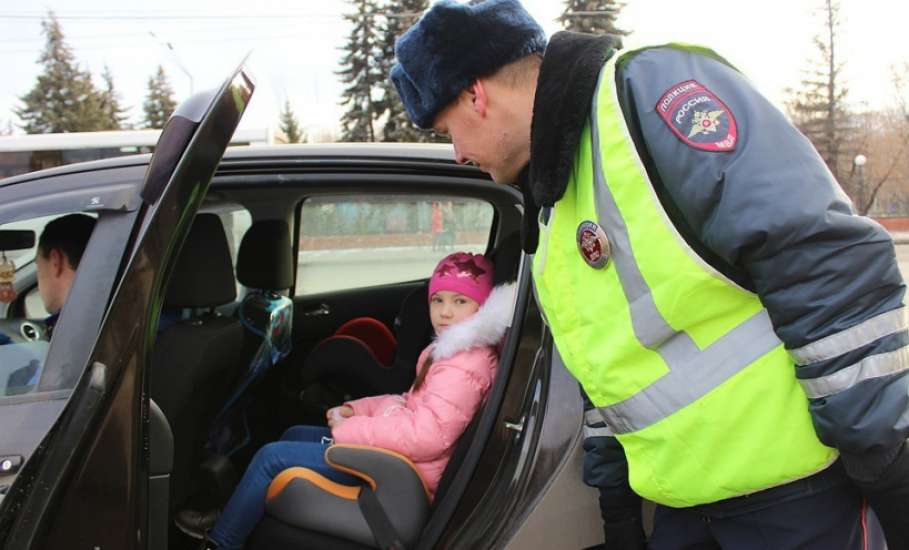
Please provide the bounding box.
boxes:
[0,62,254,550]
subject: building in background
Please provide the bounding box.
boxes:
[0,127,286,179]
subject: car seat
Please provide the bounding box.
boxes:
[299,232,522,406]
[248,410,486,550]
[150,214,245,510]
[207,219,294,456]
[299,281,432,405]
[249,234,523,548]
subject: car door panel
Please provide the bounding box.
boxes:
[0,206,139,534]
[0,64,253,550]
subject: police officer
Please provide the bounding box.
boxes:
[390,1,909,548]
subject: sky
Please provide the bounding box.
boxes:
[1,0,907,138]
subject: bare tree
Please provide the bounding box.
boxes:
[850,65,909,215]
[787,0,851,183]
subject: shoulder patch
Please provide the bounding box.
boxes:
[656,80,737,152]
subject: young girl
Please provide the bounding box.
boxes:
[192,252,514,549]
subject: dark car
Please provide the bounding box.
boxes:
[0,64,603,550]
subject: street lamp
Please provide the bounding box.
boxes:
[854,154,867,214]
[149,31,194,94]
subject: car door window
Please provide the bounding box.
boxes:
[297,195,494,296]
[0,211,98,397]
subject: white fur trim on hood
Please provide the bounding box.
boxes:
[430,282,517,361]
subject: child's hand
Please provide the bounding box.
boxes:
[326,405,354,428]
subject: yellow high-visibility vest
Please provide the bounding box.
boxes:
[532,46,837,507]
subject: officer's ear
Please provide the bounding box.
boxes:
[466,79,489,118]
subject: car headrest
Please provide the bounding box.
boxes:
[491,231,522,285]
[236,220,294,290]
[393,282,433,368]
[165,213,237,309]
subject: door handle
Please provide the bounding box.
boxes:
[303,303,331,317]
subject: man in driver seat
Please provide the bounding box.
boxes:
[3,214,95,394]
[35,213,96,335]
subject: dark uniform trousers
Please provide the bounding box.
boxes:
[581,392,888,550]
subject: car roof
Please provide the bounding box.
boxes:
[0,142,461,188]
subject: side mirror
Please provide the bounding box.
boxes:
[0,230,36,251]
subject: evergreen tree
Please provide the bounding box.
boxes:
[338,0,383,142]
[15,12,109,133]
[379,0,441,142]
[279,99,305,143]
[99,65,129,130]
[786,0,851,183]
[142,66,178,129]
[559,0,628,38]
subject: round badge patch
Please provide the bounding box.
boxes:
[576,221,610,269]
[656,80,738,152]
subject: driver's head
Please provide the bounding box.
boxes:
[36,214,96,314]
[391,0,546,184]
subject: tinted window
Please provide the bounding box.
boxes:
[297,195,493,295]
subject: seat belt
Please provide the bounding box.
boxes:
[357,486,407,550]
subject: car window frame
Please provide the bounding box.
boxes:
[0,173,144,400]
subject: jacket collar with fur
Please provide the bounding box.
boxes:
[528,31,619,209]
[430,282,516,361]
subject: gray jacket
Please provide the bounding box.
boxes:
[529,32,908,503]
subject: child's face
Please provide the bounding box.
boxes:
[430,290,481,335]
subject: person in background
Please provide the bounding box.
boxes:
[35,213,96,335]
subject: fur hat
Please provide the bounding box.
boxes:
[429,252,494,305]
[391,0,548,129]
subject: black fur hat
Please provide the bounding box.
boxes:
[391,0,547,129]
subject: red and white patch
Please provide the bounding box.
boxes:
[576,221,611,269]
[656,80,737,152]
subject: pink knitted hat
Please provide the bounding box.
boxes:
[428,252,494,305]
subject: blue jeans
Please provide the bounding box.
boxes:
[209,425,359,550]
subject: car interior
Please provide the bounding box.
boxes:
[0,154,547,549]
[144,171,528,549]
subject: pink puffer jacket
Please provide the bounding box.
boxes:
[331,283,514,497]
